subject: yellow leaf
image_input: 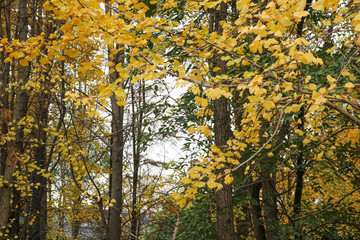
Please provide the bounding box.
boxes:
[207,178,217,189]
[249,40,263,53]
[88,111,96,118]
[117,100,127,106]
[114,88,126,99]
[312,91,325,104]
[294,11,309,18]
[181,177,192,184]
[244,165,250,175]
[213,67,221,72]
[187,126,196,134]
[295,129,304,136]
[283,82,293,92]
[280,16,292,27]
[173,60,180,71]
[312,2,324,11]
[197,125,213,137]
[172,192,182,200]
[64,48,79,58]
[354,24,360,32]
[344,82,355,89]
[325,46,338,53]
[307,83,317,90]
[19,58,29,66]
[333,15,344,24]
[263,101,275,111]
[224,175,234,185]
[249,75,263,86]
[327,75,337,83]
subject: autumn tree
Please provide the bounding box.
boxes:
[1,0,360,239]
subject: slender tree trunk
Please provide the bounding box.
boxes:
[0,0,11,212]
[292,1,311,237]
[130,81,144,240]
[250,181,266,240]
[107,2,125,238]
[109,68,125,240]
[29,90,50,240]
[259,119,278,240]
[209,3,235,240]
[0,0,29,231]
[293,107,305,240]
[233,91,252,240]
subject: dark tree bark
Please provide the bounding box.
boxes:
[209,2,235,240]
[108,59,125,240]
[130,81,144,240]
[0,0,29,232]
[106,3,125,238]
[0,0,11,228]
[233,91,252,240]
[250,181,266,240]
[292,1,312,238]
[29,90,50,240]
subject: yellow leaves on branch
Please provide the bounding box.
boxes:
[187,125,212,137]
[204,88,232,100]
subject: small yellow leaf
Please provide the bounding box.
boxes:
[295,129,304,136]
[327,75,337,83]
[344,82,355,89]
[283,82,293,92]
[333,15,344,24]
[181,177,192,184]
[325,46,338,53]
[307,83,317,90]
[224,175,234,185]
[207,178,217,189]
[280,16,292,27]
[312,2,324,11]
[19,58,29,66]
[294,11,309,18]
[172,192,182,200]
[213,67,221,72]
[187,126,196,134]
[263,101,275,111]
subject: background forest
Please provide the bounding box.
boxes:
[1,0,360,239]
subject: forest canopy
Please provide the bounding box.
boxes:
[1,0,360,239]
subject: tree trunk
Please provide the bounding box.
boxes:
[293,107,305,240]
[107,2,125,237]
[233,90,252,240]
[0,0,29,231]
[209,2,235,240]
[130,81,144,240]
[250,181,266,240]
[260,119,278,240]
[0,0,11,229]
[29,90,50,240]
